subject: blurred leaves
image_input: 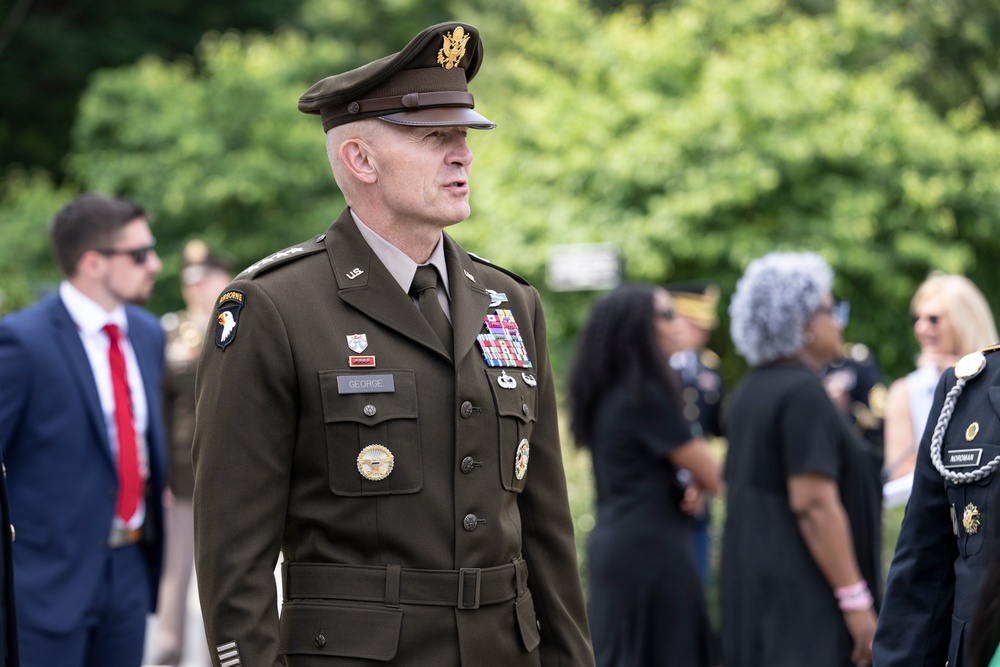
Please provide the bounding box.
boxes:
[4,0,1000,387]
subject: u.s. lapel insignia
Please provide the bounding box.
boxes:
[514,439,530,480]
[966,422,980,441]
[215,290,245,350]
[476,309,533,368]
[437,26,469,70]
[521,373,537,387]
[497,370,517,389]
[347,334,368,354]
[464,269,476,283]
[486,289,507,308]
[357,444,394,481]
[963,502,981,534]
[346,268,364,280]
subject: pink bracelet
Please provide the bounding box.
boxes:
[834,581,873,612]
[834,581,868,599]
[839,590,874,611]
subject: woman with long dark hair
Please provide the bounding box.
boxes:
[568,283,723,667]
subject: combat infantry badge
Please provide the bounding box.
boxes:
[963,503,981,534]
[437,27,469,70]
[215,290,245,350]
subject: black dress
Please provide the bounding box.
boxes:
[587,382,715,667]
[721,362,881,667]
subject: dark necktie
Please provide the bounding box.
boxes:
[409,265,453,351]
[103,323,142,523]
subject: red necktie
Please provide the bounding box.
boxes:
[103,324,142,523]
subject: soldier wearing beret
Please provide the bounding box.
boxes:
[154,240,231,666]
[873,347,1000,667]
[192,22,595,667]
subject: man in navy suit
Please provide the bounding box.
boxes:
[0,193,167,667]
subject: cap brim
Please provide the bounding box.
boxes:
[379,107,495,130]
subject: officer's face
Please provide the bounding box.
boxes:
[912,296,959,357]
[371,123,474,230]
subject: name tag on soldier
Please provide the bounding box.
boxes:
[944,448,983,468]
[337,375,395,394]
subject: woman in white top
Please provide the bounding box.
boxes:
[882,273,998,507]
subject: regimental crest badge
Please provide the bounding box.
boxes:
[437,27,469,70]
[215,290,245,350]
[963,502,982,535]
[347,334,368,354]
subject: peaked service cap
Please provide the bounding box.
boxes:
[298,22,495,132]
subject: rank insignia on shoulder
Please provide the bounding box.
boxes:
[215,290,245,350]
[476,309,532,368]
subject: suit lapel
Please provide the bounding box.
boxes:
[50,296,115,466]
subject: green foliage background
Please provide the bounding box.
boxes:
[4,0,1000,606]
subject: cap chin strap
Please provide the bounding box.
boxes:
[351,91,475,115]
[929,376,1000,484]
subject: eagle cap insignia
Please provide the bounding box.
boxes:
[437,27,469,70]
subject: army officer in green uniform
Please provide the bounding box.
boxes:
[192,21,595,667]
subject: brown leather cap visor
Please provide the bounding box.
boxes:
[380,106,495,129]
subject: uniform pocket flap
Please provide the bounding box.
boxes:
[279,602,402,660]
[485,369,538,424]
[515,591,541,653]
[319,370,417,425]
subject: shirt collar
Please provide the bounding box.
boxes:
[350,209,450,298]
[59,281,128,335]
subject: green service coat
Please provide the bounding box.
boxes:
[192,209,594,667]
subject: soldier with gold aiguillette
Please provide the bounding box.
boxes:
[874,346,1000,667]
[191,22,595,667]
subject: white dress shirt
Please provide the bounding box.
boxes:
[59,281,149,529]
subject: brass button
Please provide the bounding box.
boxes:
[463,514,479,532]
[461,457,476,474]
[314,634,326,648]
[460,401,474,419]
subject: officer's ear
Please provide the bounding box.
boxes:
[339,137,379,185]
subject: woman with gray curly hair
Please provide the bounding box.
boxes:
[720,252,881,667]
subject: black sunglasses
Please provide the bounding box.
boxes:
[95,238,157,265]
[655,307,675,321]
[911,313,941,326]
